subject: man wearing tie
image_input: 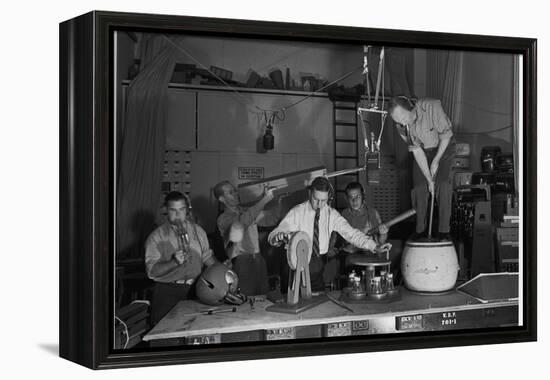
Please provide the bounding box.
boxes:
[268,177,391,291]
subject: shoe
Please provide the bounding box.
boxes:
[409,231,426,241]
[438,232,452,241]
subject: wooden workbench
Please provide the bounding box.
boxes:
[143,288,518,346]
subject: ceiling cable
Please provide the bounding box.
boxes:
[163,34,362,116]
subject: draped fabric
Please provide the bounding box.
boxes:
[426,50,464,130]
[426,50,449,100]
[386,48,414,97]
[116,34,180,258]
[365,47,414,98]
[427,50,464,131]
[441,51,464,129]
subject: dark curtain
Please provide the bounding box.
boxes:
[366,47,414,98]
[427,50,449,100]
[427,50,464,129]
[117,34,180,259]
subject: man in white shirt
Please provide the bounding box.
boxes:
[268,177,391,291]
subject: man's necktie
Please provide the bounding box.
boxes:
[405,124,414,146]
[312,208,320,257]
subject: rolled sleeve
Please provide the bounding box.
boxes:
[332,213,377,251]
[238,202,264,228]
[257,208,280,227]
[201,248,214,264]
[195,225,214,264]
[268,208,298,246]
[431,100,453,139]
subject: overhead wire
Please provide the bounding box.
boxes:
[163,34,362,120]
[162,36,507,141]
[357,45,388,152]
[162,34,260,116]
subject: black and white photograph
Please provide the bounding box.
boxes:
[14,1,541,375]
[112,27,525,350]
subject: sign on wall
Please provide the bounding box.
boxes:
[238,167,264,180]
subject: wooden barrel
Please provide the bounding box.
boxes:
[401,240,459,292]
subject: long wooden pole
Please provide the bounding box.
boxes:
[428,192,435,239]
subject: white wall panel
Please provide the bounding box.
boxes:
[165,90,196,150]
[197,91,333,156]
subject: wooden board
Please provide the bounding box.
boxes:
[237,166,326,204]
[143,288,517,341]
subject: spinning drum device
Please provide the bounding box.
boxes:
[401,194,460,293]
[266,232,328,314]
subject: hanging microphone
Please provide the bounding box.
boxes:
[263,126,274,150]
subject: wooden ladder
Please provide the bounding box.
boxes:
[332,98,360,210]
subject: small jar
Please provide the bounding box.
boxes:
[372,277,383,294]
[347,270,357,288]
[380,270,387,291]
[352,277,363,293]
[386,273,395,291]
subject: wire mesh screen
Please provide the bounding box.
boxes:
[365,158,400,221]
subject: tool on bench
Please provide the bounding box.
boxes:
[182,306,237,318]
[326,294,354,313]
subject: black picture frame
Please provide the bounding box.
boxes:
[59,10,537,369]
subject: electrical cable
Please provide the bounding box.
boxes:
[377,53,387,149]
[163,34,362,116]
[358,45,387,152]
[257,65,363,113]
[163,34,262,116]
[115,316,130,349]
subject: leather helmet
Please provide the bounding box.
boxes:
[196,263,247,306]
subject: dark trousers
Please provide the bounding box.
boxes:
[309,253,327,292]
[232,254,269,296]
[412,144,455,234]
[151,282,191,326]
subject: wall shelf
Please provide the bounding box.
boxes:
[121,79,392,101]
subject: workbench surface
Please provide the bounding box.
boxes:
[143,288,518,342]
